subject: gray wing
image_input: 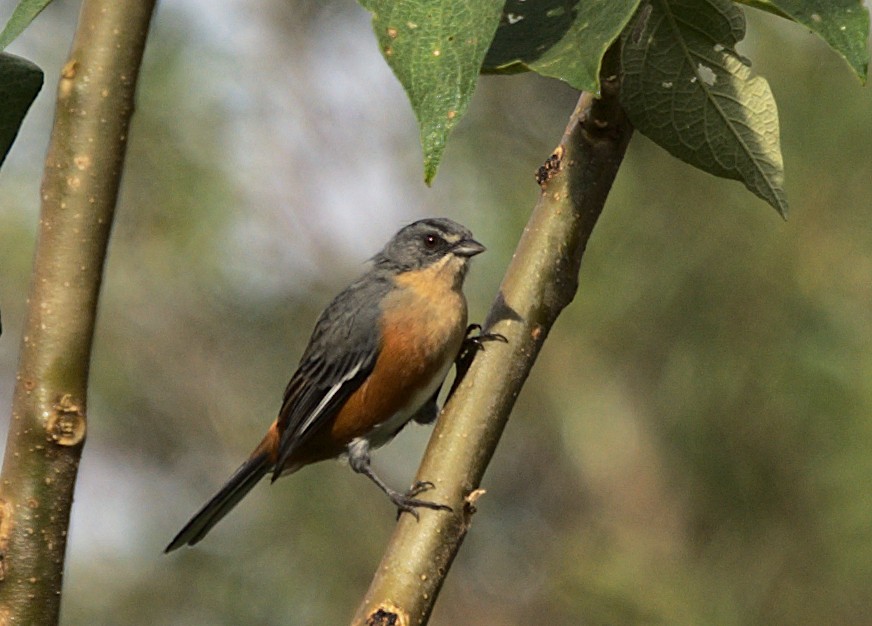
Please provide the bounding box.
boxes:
[272,273,392,476]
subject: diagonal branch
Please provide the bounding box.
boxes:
[352,48,634,625]
[0,1,156,622]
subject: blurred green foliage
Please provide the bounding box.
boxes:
[0,1,870,625]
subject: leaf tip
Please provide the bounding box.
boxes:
[774,200,789,221]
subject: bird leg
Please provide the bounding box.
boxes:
[347,438,452,519]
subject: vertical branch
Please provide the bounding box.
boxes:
[0,1,156,623]
[353,51,633,625]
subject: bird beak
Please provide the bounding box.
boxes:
[452,238,486,258]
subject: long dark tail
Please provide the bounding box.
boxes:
[165,452,271,552]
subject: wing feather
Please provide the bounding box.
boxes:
[271,275,391,476]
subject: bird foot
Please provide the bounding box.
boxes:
[449,325,508,398]
[462,324,508,351]
[392,481,452,520]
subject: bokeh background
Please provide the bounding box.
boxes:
[2,1,871,624]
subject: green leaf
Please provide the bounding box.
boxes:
[0,0,54,51]
[483,0,641,93]
[621,0,787,216]
[740,0,869,82]
[358,0,503,184]
[0,52,43,168]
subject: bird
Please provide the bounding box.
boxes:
[165,217,486,552]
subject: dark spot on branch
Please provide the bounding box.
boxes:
[536,147,563,187]
[366,607,403,626]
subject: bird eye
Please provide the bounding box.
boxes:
[423,234,441,249]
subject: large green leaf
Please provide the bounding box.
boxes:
[622,0,787,216]
[739,0,869,82]
[0,52,43,168]
[359,0,503,184]
[483,0,641,93]
[0,0,54,51]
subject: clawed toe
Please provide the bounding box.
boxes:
[471,332,508,348]
[391,482,453,520]
[461,324,508,353]
[449,326,508,400]
[458,324,509,361]
[406,480,435,498]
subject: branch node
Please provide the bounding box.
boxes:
[59,60,80,100]
[463,488,487,516]
[46,394,86,447]
[536,146,564,187]
[61,60,78,80]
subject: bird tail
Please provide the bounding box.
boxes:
[165,451,271,552]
